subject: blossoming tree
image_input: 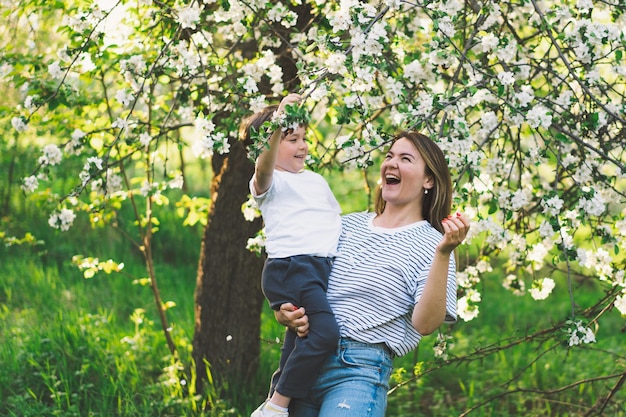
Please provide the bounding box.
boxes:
[2,0,624,413]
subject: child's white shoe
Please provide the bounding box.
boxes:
[250,400,289,417]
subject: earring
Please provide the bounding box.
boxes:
[424,189,429,195]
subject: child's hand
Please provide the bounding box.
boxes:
[277,93,302,116]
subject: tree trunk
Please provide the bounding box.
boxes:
[192,0,312,396]
[192,137,265,391]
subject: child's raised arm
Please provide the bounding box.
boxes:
[253,93,301,194]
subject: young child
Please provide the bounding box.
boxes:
[244,93,341,417]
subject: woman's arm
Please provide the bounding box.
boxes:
[412,213,470,335]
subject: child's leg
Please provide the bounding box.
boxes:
[273,256,339,399]
[257,258,295,413]
[267,328,296,398]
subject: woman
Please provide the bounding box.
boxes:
[275,131,470,416]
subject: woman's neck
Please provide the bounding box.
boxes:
[373,204,423,228]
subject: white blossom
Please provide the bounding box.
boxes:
[0,62,13,77]
[168,173,184,190]
[480,33,499,52]
[509,188,530,211]
[112,117,129,131]
[24,95,36,110]
[498,71,515,86]
[542,195,564,216]
[139,132,152,148]
[527,242,549,267]
[325,52,346,75]
[503,274,525,296]
[411,91,434,116]
[48,61,64,80]
[615,293,626,315]
[11,117,27,132]
[526,105,552,129]
[86,156,104,171]
[176,4,201,29]
[91,171,123,196]
[578,192,606,217]
[246,231,266,255]
[566,320,596,346]
[433,333,454,359]
[576,0,594,13]
[514,85,534,107]
[403,60,426,84]
[538,221,555,238]
[116,89,134,107]
[457,290,481,321]
[22,175,39,193]
[140,180,156,197]
[529,277,555,300]
[242,196,260,222]
[39,144,63,166]
[437,16,455,38]
[49,208,77,231]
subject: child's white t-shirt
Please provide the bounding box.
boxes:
[250,169,341,258]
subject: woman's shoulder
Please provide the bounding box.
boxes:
[341,211,373,227]
[343,211,372,221]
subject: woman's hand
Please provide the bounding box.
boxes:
[438,212,470,255]
[275,303,309,337]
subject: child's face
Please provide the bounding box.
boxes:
[276,125,308,173]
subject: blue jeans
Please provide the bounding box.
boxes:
[288,338,394,417]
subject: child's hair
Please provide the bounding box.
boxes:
[238,104,279,146]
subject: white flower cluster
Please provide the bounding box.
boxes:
[91,170,124,197]
[529,277,556,301]
[456,260,491,321]
[565,320,596,347]
[21,175,42,194]
[175,3,201,30]
[246,230,266,256]
[79,156,104,187]
[241,196,261,222]
[11,117,27,132]
[433,333,454,360]
[502,274,525,296]
[335,134,366,168]
[39,144,63,166]
[576,247,614,281]
[192,114,230,159]
[615,292,626,316]
[457,289,481,322]
[48,208,77,231]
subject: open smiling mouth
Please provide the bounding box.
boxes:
[385,174,400,185]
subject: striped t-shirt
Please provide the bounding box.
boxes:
[326,211,457,357]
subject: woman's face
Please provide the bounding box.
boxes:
[276,125,308,173]
[380,137,432,208]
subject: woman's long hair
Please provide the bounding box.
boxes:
[375,131,452,234]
